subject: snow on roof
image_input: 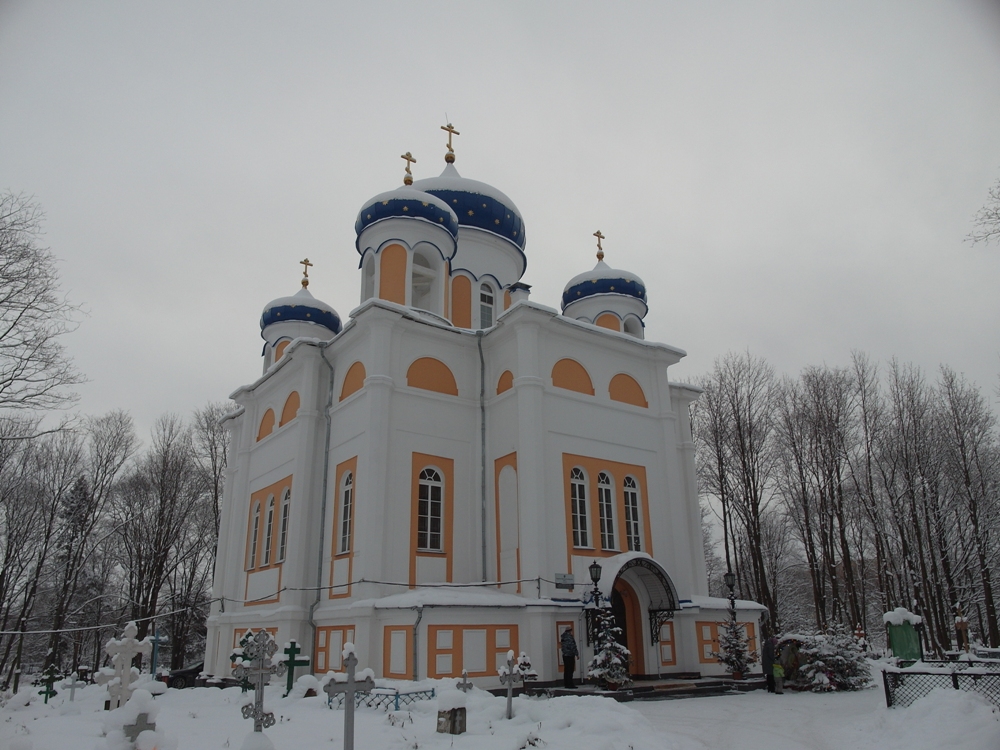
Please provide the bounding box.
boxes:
[883,607,923,626]
[685,594,768,611]
[350,586,578,610]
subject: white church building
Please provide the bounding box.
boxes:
[204,131,764,686]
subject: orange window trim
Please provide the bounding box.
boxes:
[340,361,367,401]
[379,243,407,304]
[315,625,355,673]
[561,454,653,575]
[409,453,455,587]
[493,452,520,593]
[256,409,275,441]
[329,457,358,599]
[427,624,519,678]
[659,621,677,666]
[595,312,621,332]
[406,357,458,396]
[451,275,472,328]
[279,391,300,426]
[383,625,412,679]
[609,373,648,408]
[551,358,595,395]
[244,475,292,605]
[496,370,514,395]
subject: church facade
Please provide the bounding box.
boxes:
[204,132,764,686]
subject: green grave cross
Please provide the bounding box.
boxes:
[38,665,58,704]
[283,639,311,697]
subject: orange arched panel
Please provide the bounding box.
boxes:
[497,370,514,395]
[451,275,471,328]
[275,340,290,361]
[407,357,458,396]
[257,409,276,441]
[595,313,621,332]
[340,361,367,401]
[551,359,594,395]
[379,244,407,305]
[503,289,512,310]
[279,391,300,426]
[609,373,648,408]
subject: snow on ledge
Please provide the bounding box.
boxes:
[684,595,768,611]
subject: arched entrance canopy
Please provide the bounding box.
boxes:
[591,552,680,646]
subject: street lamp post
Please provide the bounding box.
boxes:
[589,560,603,608]
[724,570,736,621]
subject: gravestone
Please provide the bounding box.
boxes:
[63,672,84,702]
[232,629,286,735]
[498,650,537,720]
[883,608,923,662]
[123,712,156,743]
[323,645,374,750]
[456,670,473,693]
[104,621,152,709]
[37,665,58,704]
[281,639,310,697]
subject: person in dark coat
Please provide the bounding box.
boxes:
[762,636,777,693]
[560,628,579,689]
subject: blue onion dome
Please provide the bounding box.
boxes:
[411,163,526,250]
[355,186,459,240]
[261,285,342,334]
[561,259,647,311]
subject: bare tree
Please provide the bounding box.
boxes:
[967,177,1000,245]
[0,193,83,419]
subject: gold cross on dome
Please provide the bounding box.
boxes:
[300,257,313,287]
[441,122,460,162]
[401,152,416,184]
[593,230,605,261]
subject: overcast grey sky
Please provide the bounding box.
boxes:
[2,1,999,440]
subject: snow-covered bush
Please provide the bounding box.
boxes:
[588,607,631,688]
[780,626,872,692]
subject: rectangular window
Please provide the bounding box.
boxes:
[570,469,589,548]
[624,477,641,552]
[598,473,616,550]
[659,622,676,666]
[263,501,274,566]
[248,509,260,569]
[418,469,443,551]
[339,474,353,554]
[277,498,289,562]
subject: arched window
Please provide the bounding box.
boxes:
[263,496,275,566]
[598,472,616,550]
[248,503,261,569]
[623,476,641,552]
[339,472,354,554]
[411,248,443,314]
[479,283,494,329]
[570,467,589,548]
[277,490,290,562]
[417,468,444,551]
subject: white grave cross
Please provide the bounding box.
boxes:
[232,629,286,733]
[323,646,374,750]
[104,621,151,709]
[498,650,537,719]
[63,671,84,702]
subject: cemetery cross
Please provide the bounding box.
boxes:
[456,669,473,693]
[123,712,157,743]
[282,639,311,697]
[323,648,374,750]
[38,665,58,704]
[64,671,84,702]
[105,621,151,709]
[232,629,286,733]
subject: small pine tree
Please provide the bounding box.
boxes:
[588,608,632,688]
[713,615,759,676]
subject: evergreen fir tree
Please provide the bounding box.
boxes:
[713,614,759,676]
[588,607,632,688]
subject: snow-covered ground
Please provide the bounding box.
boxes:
[1,670,998,750]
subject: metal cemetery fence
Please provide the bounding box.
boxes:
[329,686,436,712]
[882,669,1000,708]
